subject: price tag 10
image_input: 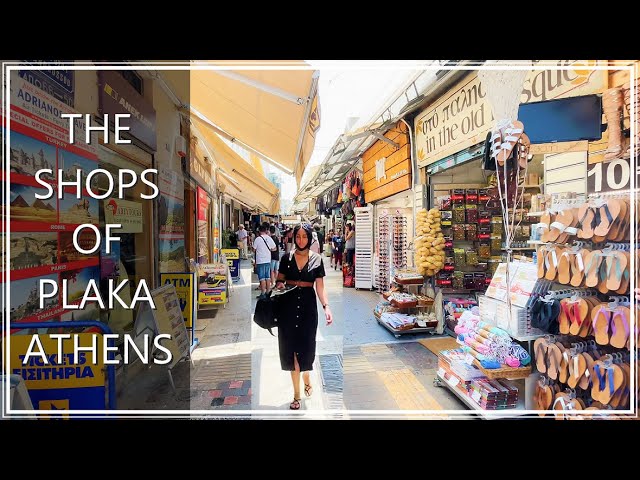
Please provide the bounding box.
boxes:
[471,390,482,403]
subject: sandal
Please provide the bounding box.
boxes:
[289,398,301,410]
[304,384,313,397]
[497,121,524,165]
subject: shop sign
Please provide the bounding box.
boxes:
[197,263,228,305]
[190,154,215,195]
[587,158,632,194]
[97,71,157,151]
[9,333,106,411]
[221,248,240,280]
[415,61,607,167]
[104,198,143,233]
[363,122,411,203]
[19,62,75,107]
[160,273,196,329]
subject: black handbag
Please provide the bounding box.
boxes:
[253,286,297,336]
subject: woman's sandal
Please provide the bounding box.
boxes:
[290,398,301,410]
[304,384,313,397]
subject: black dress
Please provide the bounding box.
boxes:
[276,251,326,371]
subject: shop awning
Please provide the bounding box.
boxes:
[194,116,280,214]
[162,62,320,186]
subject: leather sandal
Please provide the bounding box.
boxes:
[290,398,301,410]
[304,384,313,397]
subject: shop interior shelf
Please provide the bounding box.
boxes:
[526,212,545,217]
[502,247,536,251]
[527,240,544,244]
[435,373,526,418]
[518,184,542,189]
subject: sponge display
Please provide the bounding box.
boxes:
[414,208,445,277]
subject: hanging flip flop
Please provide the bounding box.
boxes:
[516,133,531,169]
[591,304,612,346]
[579,352,596,390]
[540,211,553,242]
[615,251,631,294]
[578,297,598,337]
[568,298,589,336]
[557,344,570,384]
[569,248,589,287]
[534,337,549,373]
[605,250,627,292]
[567,352,587,389]
[537,246,549,279]
[545,246,563,281]
[583,250,603,288]
[609,306,630,349]
[577,204,596,240]
[558,299,573,334]
[546,209,576,244]
[557,250,573,285]
[607,198,628,241]
[546,342,562,381]
[593,200,622,238]
[557,208,580,244]
[600,364,624,405]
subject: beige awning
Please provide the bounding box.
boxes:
[162,62,320,186]
[194,117,280,214]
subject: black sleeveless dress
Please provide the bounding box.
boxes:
[276,251,326,371]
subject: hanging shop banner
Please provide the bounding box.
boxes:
[197,263,228,305]
[97,71,157,151]
[415,61,607,168]
[160,272,196,329]
[221,248,240,280]
[3,77,100,326]
[363,121,411,203]
[18,64,75,107]
[9,333,106,411]
[103,198,143,233]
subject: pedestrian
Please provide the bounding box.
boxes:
[332,230,344,270]
[269,225,281,288]
[310,231,320,254]
[274,224,333,410]
[325,229,334,266]
[254,223,277,298]
[313,224,323,254]
[236,225,248,259]
[284,227,294,254]
[345,223,356,265]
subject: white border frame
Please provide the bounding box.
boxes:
[2,61,637,419]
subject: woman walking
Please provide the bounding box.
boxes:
[274,224,333,410]
[345,223,355,265]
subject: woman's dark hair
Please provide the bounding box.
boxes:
[346,223,353,231]
[293,224,313,250]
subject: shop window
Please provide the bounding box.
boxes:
[118,70,144,95]
[96,146,153,333]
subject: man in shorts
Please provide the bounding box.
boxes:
[254,222,277,298]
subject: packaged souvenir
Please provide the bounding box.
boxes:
[465,189,478,205]
[466,206,478,223]
[466,250,479,266]
[478,243,491,258]
[451,189,466,205]
[465,224,478,241]
[441,210,453,227]
[453,206,466,223]
[453,223,466,241]
[452,271,464,289]
[454,248,466,267]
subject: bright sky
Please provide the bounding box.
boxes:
[274,61,423,209]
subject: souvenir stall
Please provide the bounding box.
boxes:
[337,167,365,288]
[430,65,636,416]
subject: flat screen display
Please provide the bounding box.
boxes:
[517,94,603,144]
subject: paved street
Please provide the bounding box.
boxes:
[117,253,466,417]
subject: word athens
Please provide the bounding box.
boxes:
[17,333,173,367]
